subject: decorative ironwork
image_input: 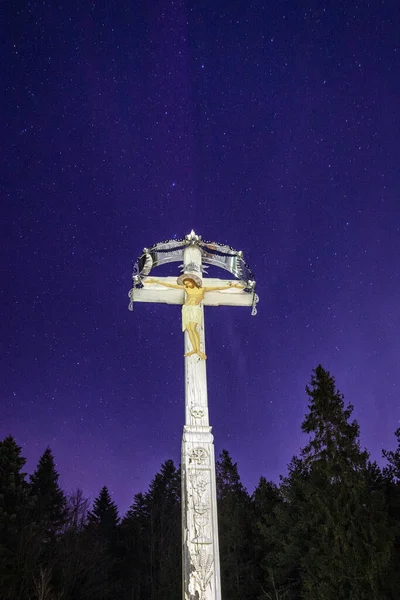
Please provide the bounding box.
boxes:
[251,293,259,316]
[128,231,258,313]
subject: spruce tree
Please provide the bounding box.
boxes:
[216,449,255,600]
[119,461,181,600]
[87,485,119,536]
[145,460,181,600]
[0,436,29,598]
[260,456,310,599]
[0,436,28,544]
[29,446,67,539]
[252,477,283,598]
[263,366,392,600]
[382,429,400,597]
[253,476,281,518]
[300,366,392,599]
[119,493,151,600]
[85,486,120,599]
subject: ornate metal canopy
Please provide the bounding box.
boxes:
[129,230,258,314]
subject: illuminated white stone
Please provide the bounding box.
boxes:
[132,241,253,600]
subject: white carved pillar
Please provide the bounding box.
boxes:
[181,245,221,600]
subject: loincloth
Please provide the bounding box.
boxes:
[182,304,203,332]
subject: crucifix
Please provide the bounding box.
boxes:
[128,231,258,600]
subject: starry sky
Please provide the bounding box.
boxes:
[2,1,400,514]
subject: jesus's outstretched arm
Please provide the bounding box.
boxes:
[203,282,244,292]
[145,278,184,290]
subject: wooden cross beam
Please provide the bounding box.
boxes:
[131,276,253,308]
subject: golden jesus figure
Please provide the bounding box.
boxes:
[145,275,243,359]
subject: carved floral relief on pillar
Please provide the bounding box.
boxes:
[187,458,215,598]
[190,548,214,600]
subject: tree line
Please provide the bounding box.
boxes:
[1,365,400,599]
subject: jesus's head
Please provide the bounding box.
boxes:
[183,278,198,289]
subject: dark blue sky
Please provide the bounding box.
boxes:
[2,0,400,514]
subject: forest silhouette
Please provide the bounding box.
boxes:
[1,366,399,599]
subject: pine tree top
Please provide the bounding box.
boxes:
[0,436,28,492]
[29,446,67,533]
[0,436,27,473]
[216,449,248,500]
[88,485,119,530]
[301,365,368,475]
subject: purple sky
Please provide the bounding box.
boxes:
[2,1,400,514]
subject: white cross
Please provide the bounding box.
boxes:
[129,237,256,600]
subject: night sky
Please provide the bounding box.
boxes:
[2,1,400,514]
